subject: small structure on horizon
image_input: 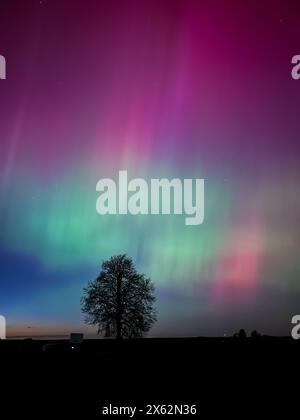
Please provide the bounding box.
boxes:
[70,333,84,345]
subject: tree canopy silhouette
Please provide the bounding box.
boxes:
[81,254,156,339]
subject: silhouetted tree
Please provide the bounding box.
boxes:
[251,330,261,339]
[81,254,156,339]
[238,328,247,339]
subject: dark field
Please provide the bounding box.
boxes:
[0,335,298,353]
[1,337,298,418]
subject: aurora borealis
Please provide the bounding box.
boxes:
[0,0,300,337]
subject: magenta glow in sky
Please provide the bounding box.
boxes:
[0,0,300,337]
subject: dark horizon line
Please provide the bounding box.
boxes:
[5,334,292,340]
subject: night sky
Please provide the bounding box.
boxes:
[0,0,300,338]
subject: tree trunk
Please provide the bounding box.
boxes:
[116,276,122,340]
